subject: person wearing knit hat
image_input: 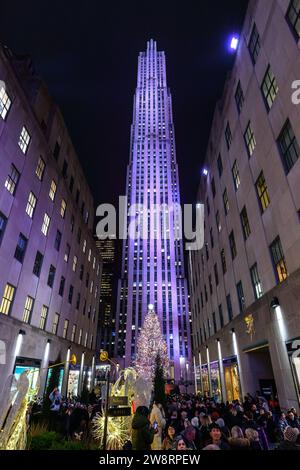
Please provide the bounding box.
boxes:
[284,426,299,442]
[276,426,300,450]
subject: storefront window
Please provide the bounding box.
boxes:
[201,364,209,396]
[45,368,64,392]
[286,338,300,405]
[210,361,221,402]
[223,357,241,402]
[14,365,40,393]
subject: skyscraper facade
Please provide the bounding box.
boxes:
[115,40,191,381]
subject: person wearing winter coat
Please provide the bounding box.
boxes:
[150,402,166,450]
[132,406,156,450]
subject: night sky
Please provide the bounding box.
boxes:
[0,0,248,211]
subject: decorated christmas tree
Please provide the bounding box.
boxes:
[135,305,169,381]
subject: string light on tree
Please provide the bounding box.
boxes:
[135,305,169,381]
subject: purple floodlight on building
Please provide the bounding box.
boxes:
[115,39,192,382]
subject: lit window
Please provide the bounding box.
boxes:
[40,305,48,330]
[78,328,83,345]
[18,126,31,154]
[63,319,69,339]
[5,164,20,195]
[88,248,91,262]
[83,239,86,253]
[41,213,50,236]
[35,157,45,181]
[71,324,77,342]
[0,85,11,120]
[72,255,77,272]
[270,236,288,283]
[250,263,263,299]
[49,180,57,201]
[52,313,60,335]
[244,121,256,157]
[261,66,279,111]
[255,171,270,212]
[84,332,88,348]
[0,283,15,315]
[26,192,37,218]
[286,0,300,39]
[64,243,70,262]
[248,23,260,64]
[60,199,67,218]
[232,160,240,191]
[277,119,300,173]
[22,295,34,323]
[93,257,96,269]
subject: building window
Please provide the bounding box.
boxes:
[18,126,31,154]
[86,272,89,288]
[240,206,251,240]
[53,140,61,160]
[248,23,260,64]
[244,121,256,157]
[210,227,214,248]
[236,281,245,313]
[59,276,65,296]
[77,227,81,244]
[71,324,77,342]
[235,81,244,114]
[287,0,300,39]
[14,233,27,263]
[0,283,15,315]
[64,243,70,262]
[223,189,229,215]
[33,251,43,277]
[0,212,7,244]
[52,313,60,335]
[63,319,69,339]
[26,192,37,218]
[0,85,11,120]
[40,305,48,330]
[78,328,83,345]
[217,154,223,177]
[216,211,221,233]
[54,230,62,251]
[221,249,227,274]
[90,334,94,349]
[72,255,77,272]
[80,264,84,280]
[35,156,45,181]
[69,176,74,193]
[49,180,57,201]
[219,304,224,328]
[88,249,91,262]
[255,171,270,212]
[211,178,216,198]
[76,292,81,310]
[277,120,300,173]
[250,263,263,299]
[229,230,237,260]
[270,236,288,283]
[209,275,213,295]
[83,239,87,253]
[47,264,56,288]
[70,214,75,233]
[205,243,209,261]
[41,213,50,236]
[22,296,34,323]
[5,164,20,195]
[62,160,68,178]
[212,312,217,334]
[60,199,67,218]
[68,285,74,304]
[232,160,240,191]
[207,197,210,216]
[214,263,219,286]
[261,66,279,111]
[226,294,233,321]
[225,122,232,150]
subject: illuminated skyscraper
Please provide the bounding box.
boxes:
[95,239,116,357]
[115,39,191,381]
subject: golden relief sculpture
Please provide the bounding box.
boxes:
[244,314,255,340]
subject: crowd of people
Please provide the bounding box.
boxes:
[131,392,300,451]
[28,387,300,450]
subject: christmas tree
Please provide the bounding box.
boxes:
[135,305,169,381]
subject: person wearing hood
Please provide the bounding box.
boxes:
[132,406,156,450]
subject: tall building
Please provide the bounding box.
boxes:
[115,40,191,381]
[0,45,102,397]
[189,0,300,410]
[95,238,116,358]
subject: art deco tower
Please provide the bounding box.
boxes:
[115,40,191,381]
